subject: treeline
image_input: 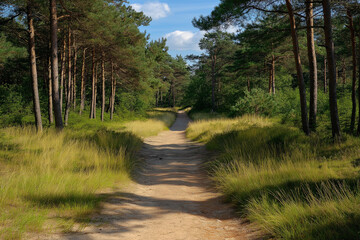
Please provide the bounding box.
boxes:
[185,0,360,138]
[0,0,189,131]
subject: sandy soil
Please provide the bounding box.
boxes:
[45,112,256,240]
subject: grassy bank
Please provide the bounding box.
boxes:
[186,114,360,240]
[0,109,176,239]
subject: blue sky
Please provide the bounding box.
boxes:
[129,0,221,57]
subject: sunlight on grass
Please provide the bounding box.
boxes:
[186,114,273,142]
[124,109,176,138]
[0,108,176,239]
[187,114,360,240]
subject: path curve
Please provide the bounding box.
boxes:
[53,112,251,240]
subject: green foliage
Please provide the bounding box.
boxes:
[0,85,32,126]
[0,0,188,130]
[230,89,277,116]
[0,34,26,67]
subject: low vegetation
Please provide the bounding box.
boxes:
[187,115,360,240]
[0,109,176,239]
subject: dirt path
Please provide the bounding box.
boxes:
[54,112,252,240]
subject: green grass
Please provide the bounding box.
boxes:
[0,108,176,239]
[186,114,360,240]
[187,110,227,122]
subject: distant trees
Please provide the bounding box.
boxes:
[190,0,360,138]
[198,31,236,112]
[1,0,189,130]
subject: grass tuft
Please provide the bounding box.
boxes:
[187,114,360,240]
[0,108,176,239]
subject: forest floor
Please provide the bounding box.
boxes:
[43,112,254,240]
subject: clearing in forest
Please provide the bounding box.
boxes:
[51,112,251,240]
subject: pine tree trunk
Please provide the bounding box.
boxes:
[48,56,54,124]
[285,0,309,135]
[93,63,98,119]
[357,21,360,135]
[306,1,318,132]
[211,54,216,111]
[324,57,327,93]
[342,59,346,84]
[27,2,42,132]
[322,0,341,138]
[272,55,275,94]
[90,48,95,119]
[268,65,272,94]
[173,81,176,107]
[73,38,77,110]
[348,10,357,133]
[49,0,63,129]
[80,48,86,115]
[247,77,250,92]
[60,36,66,112]
[101,53,105,122]
[110,61,116,120]
[64,28,72,125]
[69,36,73,106]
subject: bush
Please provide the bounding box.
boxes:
[230,88,277,116]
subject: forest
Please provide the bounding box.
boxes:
[1,0,360,239]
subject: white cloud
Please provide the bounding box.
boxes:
[224,25,239,34]
[220,24,239,34]
[131,2,171,20]
[164,30,205,51]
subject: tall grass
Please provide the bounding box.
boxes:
[0,109,176,239]
[187,115,360,240]
[124,109,176,138]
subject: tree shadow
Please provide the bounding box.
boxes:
[31,112,258,239]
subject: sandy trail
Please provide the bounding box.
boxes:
[52,112,251,240]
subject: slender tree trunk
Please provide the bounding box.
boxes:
[69,36,73,105]
[90,48,95,119]
[80,48,86,115]
[342,59,346,84]
[60,37,66,111]
[101,52,105,122]
[322,0,341,138]
[357,21,360,135]
[348,10,357,133]
[269,65,272,94]
[272,55,275,94]
[93,63,98,119]
[324,57,327,93]
[64,28,72,125]
[306,1,318,132]
[49,0,63,129]
[155,89,159,107]
[172,80,176,107]
[73,38,77,109]
[27,1,42,132]
[110,61,116,120]
[285,0,309,135]
[48,56,53,124]
[211,54,216,111]
[247,77,251,92]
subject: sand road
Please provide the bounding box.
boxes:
[49,112,251,240]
